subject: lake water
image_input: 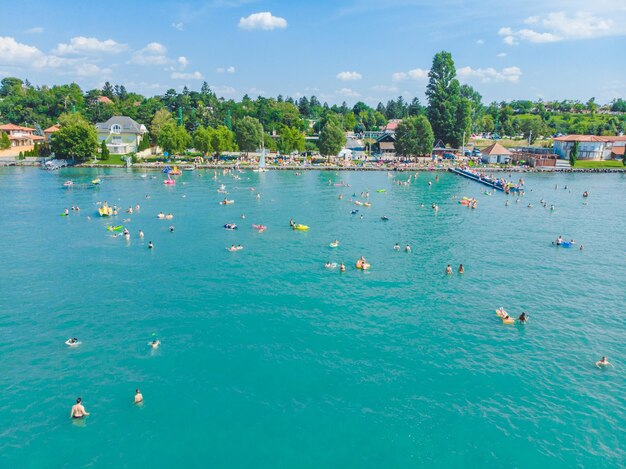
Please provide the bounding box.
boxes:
[0,167,624,468]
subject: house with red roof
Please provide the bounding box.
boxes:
[44,125,60,142]
[553,135,626,160]
[0,124,45,149]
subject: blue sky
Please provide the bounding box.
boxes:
[1,0,625,105]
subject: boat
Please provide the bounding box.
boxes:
[253,149,268,172]
[293,224,309,231]
[98,205,113,217]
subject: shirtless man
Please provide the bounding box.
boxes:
[134,389,143,404]
[70,397,89,419]
[596,356,612,368]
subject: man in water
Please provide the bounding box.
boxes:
[139,230,144,239]
[458,264,464,274]
[150,339,160,349]
[70,398,89,419]
[134,389,143,404]
[148,241,153,249]
[405,244,411,253]
[518,312,528,323]
[596,356,612,368]
[394,243,400,251]
[556,235,563,245]
[340,263,346,272]
[169,226,174,232]
[445,265,453,275]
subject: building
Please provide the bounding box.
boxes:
[95,116,147,155]
[44,125,60,142]
[0,124,45,149]
[553,135,626,160]
[383,119,401,134]
[480,142,512,164]
[374,133,396,158]
[96,96,113,105]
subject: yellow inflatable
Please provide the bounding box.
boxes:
[293,224,309,231]
[495,309,515,325]
[356,260,371,270]
[98,206,113,217]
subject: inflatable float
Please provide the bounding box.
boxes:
[329,241,339,248]
[98,206,113,217]
[224,224,238,230]
[220,200,235,205]
[496,309,515,325]
[356,259,371,270]
[293,224,309,231]
[107,225,124,232]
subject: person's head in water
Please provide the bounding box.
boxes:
[76,397,82,404]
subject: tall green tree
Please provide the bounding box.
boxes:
[211,125,237,157]
[50,113,98,161]
[0,131,10,149]
[234,116,263,154]
[569,141,578,166]
[193,126,213,155]
[100,140,110,160]
[157,122,191,155]
[278,125,305,154]
[394,115,435,160]
[151,109,175,143]
[318,122,345,158]
[426,51,461,146]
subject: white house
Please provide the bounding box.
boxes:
[95,116,147,155]
[553,135,626,160]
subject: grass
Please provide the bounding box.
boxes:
[472,138,552,149]
[573,160,625,169]
[91,155,126,165]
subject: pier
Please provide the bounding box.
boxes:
[448,167,523,193]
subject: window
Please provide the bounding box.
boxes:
[112,136,122,144]
[111,124,122,134]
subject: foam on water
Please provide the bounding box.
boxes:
[0,167,625,467]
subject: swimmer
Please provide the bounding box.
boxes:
[393,243,400,251]
[518,312,528,323]
[64,208,69,216]
[596,356,612,368]
[134,389,143,404]
[458,264,464,274]
[241,214,246,219]
[149,339,160,349]
[127,207,133,214]
[256,194,261,199]
[65,337,80,346]
[340,263,346,272]
[527,204,533,208]
[405,244,411,253]
[135,204,140,211]
[70,397,89,419]
[445,264,453,275]
[139,230,144,239]
[550,205,555,211]
[579,245,584,251]
[325,261,331,268]
[556,235,563,245]
[505,200,509,206]
[148,241,153,249]
[289,218,295,228]
[169,226,174,232]
[76,206,80,211]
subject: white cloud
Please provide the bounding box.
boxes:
[129,42,171,65]
[216,65,236,74]
[246,87,266,96]
[171,71,204,80]
[371,84,398,93]
[476,39,485,45]
[499,11,621,45]
[0,36,43,66]
[177,56,189,70]
[238,11,287,30]
[497,52,507,57]
[172,22,184,31]
[392,68,428,82]
[336,71,362,81]
[75,63,112,77]
[458,66,522,83]
[212,85,236,95]
[25,27,43,34]
[54,36,127,55]
[338,87,360,98]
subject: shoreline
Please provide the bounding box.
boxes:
[2,160,625,173]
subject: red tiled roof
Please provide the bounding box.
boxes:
[0,123,35,131]
[44,125,60,133]
[553,134,626,142]
[385,119,401,131]
[481,142,512,156]
[97,96,113,104]
[611,146,625,156]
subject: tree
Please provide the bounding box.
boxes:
[570,141,578,166]
[0,131,10,149]
[318,122,345,158]
[211,125,237,157]
[426,51,461,146]
[395,115,435,160]
[278,125,305,154]
[157,122,191,155]
[343,112,357,131]
[50,113,98,161]
[193,126,213,155]
[100,140,110,160]
[151,108,175,143]
[234,116,263,154]
[138,133,150,151]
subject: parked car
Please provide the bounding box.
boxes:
[443,153,456,160]
[464,150,472,157]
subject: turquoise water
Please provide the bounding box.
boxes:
[0,167,625,468]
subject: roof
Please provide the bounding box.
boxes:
[44,125,60,133]
[481,142,512,156]
[97,96,113,104]
[611,146,625,156]
[376,133,396,143]
[0,123,35,131]
[95,116,146,134]
[553,134,626,143]
[379,142,395,150]
[384,119,401,131]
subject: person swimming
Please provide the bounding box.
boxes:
[393,243,400,251]
[148,241,153,249]
[65,338,80,346]
[64,208,69,216]
[445,264,453,275]
[458,264,464,274]
[139,230,144,238]
[405,244,411,253]
[134,389,143,404]
[340,263,346,272]
[169,226,174,232]
[325,261,331,268]
[150,339,160,349]
[518,312,528,323]
[596,356,612,368]
[556,235,563,245]
[70,397,89,419]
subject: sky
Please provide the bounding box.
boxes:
[1,0,625,106]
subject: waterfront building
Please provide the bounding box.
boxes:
[95,116,147,155]
[0,124,45,153]
[480,142,511,164]
[553,135,626,160]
